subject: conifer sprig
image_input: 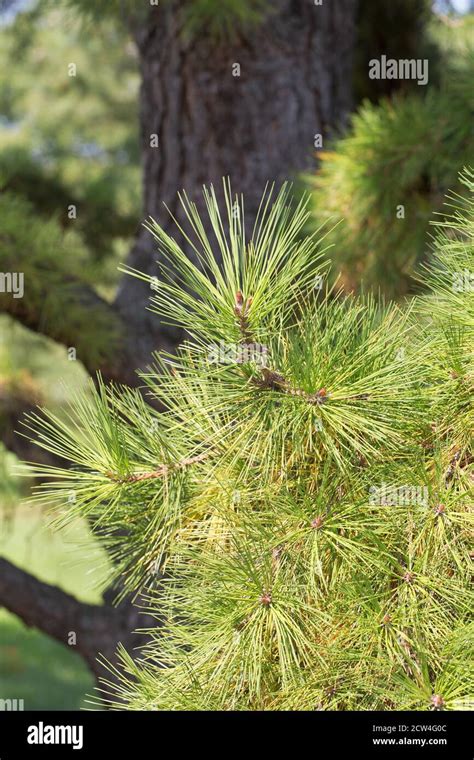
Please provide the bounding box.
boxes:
[24,173,473,710]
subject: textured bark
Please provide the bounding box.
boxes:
[115,0,357,366]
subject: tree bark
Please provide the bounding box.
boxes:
[0,557,156,697]
[115,0,357,366]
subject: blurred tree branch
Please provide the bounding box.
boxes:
[0,556,157,694]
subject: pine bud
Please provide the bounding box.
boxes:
[315,387,329,405]
[260,591,272,606]
[234,291,244,315]
[403,570,414,584]
[431,694,445,710]
[311,516,324,530]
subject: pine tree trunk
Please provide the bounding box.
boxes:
[115,0,357,364]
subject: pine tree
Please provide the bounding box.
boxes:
[24,172,473,711]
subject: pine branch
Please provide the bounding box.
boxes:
[0,557,154,688]
[251,367,328,405]
[22,176,474,711]
[104,452,209,483]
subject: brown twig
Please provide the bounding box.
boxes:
[252,367,329,406]
[234,290,254,342]
[105,451,208,484]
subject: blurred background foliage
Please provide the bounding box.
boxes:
[0,0,472,708]
[0,312,106,708]
[0,2,138,708]
[0,0,140,271]
[308,12,474,296]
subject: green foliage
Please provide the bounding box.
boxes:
[420,168,474,332]
[416,169,474,470]
[60,0,269,39]
[0,1,140,265]
[0,445,24,514]
[0,609,95,710]
[0,193,122,368]
[23,174,473,710]
[180,0,269,39]
[308,18,474,297]
[53,0,145,21]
